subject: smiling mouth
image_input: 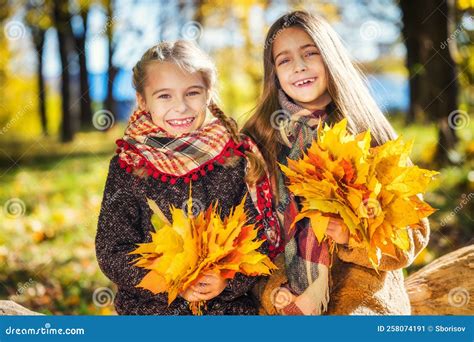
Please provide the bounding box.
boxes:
[166,117,196,128]
[293,77,316,87]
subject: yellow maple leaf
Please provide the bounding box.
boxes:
[129,190,277,312]
[279,118,438,270]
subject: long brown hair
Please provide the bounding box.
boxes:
[132,40,264,184]
[242,11,397,182]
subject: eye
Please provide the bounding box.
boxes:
[304,50,319,57]
[158,94,171,99]
[186,90,201,96]
[277,58,290,66]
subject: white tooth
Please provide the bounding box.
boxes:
[170,118,193,125]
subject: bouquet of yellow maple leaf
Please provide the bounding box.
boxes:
[279,118,438,270]
[129,192,277,314]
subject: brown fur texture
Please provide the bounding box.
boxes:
[255,218,430,315]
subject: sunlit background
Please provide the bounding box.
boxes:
[0,0,472,314]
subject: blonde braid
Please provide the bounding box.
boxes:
[208,102,265,186]
[208,102,241,143]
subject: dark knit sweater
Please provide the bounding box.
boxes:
[96,154,269,315]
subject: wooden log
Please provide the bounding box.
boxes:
[1,246,472,316]
[0,300,43,315]
[405,244,474,315]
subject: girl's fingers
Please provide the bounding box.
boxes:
[327,218,346,231]
[192,290,213,301]
[191,283,214,293]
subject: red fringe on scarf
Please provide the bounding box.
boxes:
[115,138,250,184]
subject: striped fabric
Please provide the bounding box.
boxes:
[117,110,231,177]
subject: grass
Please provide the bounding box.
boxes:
[0,126,124,315]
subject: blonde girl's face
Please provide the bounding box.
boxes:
[272,27,331,111]
[136,61,208,137]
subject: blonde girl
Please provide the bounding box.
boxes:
[96,40,281,315]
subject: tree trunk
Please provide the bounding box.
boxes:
[76,9,93,130]
[399,0,459,165]
[104,0,117,119]
[425,0,459,165]
[32,28,48,136]
[53,0,76,142]
[405,244,474,315]
[0,300,43,315]
[399,0,425,124]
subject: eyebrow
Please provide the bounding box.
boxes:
[151,85,205,96]
[274,43,318,61]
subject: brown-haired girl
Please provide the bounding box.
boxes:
[244,11,430,315]
[96,40,282,315]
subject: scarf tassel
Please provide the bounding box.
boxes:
[116,139,249,185]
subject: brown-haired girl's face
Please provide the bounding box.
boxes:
[136,61,208,137]
[272,27,331,111]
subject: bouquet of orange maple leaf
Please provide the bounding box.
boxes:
[129,191,277,314]
[279,118,438,270]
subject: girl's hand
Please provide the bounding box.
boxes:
[179,287,203,302]
[326,217,349,244]
[181,272,228,302]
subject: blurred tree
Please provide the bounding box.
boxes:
[237,1,265,99]
[400,0,459,166]
[72,0,93,130]
[455,0,474,113]
[193,0,204,29]
[25,0,53,136]
[399,1,425,124]
[104,0,117,121]
[52,0,77,142]
[0,0,13,121]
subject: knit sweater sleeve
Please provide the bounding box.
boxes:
[95,156,148,288]
[336,215,430,272]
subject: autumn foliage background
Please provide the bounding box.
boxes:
[0,0,473,315]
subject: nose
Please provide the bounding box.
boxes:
[294,56,307,73]
[173,98,187,114]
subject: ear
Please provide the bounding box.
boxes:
[136,92,146,111]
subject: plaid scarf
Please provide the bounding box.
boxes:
[276,90,331,315]
[115,109,282,254]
